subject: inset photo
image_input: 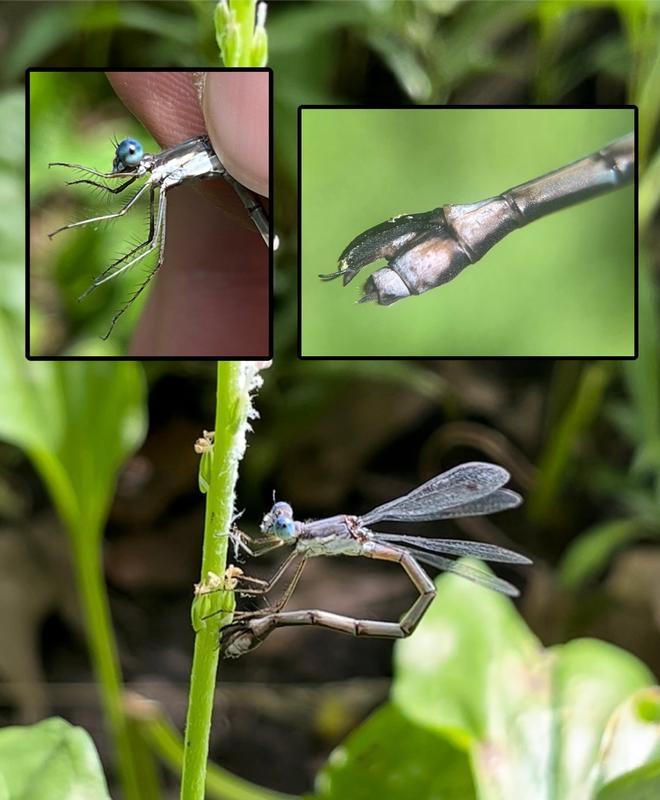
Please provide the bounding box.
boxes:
[28,68,271,359]
[299,106,636,358]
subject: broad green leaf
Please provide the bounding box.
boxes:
[0,717,110,800]
[392,565,654,800]
[595,762,660,800]
[549,640,655,800]
[393,563,540,746]
[0,310,146,538]
[314,703,475,800]
[594,687,660,792]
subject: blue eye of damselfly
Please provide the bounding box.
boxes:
[273,514,296,539]
[113,138,144,172]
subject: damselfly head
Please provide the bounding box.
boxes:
[113,138,144,173]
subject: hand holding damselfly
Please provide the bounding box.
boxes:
[49,135,269,339]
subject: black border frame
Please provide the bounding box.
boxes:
[26,66,274,362]
[297,104,639,361]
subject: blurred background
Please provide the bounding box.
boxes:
[3,0,660,798]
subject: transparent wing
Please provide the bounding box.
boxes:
[409,488,522,520]
[360,463,516,525]
[371,532,531,564]
[412,551,520,597]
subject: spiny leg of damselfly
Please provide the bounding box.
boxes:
[77,186,156,301]
[48,161,137,180]
[48,178,151,239]
[63,175,138,195]
[99,190,167,340]
[48,163,139,214]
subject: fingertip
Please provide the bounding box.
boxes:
[202,71,269,197]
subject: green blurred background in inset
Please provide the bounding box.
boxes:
[29,71,159,356]
[301,108,635,357]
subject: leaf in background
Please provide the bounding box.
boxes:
[313,703,475,800]
[391,564,655,800]
[594,687,660,794]
[0,717,111,800]
[558,518,644,589]
[596,762,660,800]
[0,310,147,539]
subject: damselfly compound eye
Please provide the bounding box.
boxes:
[112,138,144,172]
[273,515,296,540]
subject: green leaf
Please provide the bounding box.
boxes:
[550,640,655,800]
[596,761,660,800]
[314,703,475,800]
[0,311,147,539]
[558,518,643,589]
[392,565,655,800]
[392,563,539,745]
[594,687,660,793]
[0,717,110,800]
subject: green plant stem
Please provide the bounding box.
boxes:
[181,628,222,800]
[134,702,298,800]
[74,539,143,800]
[181,362,250,800]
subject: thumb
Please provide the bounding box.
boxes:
[202,71,269,197]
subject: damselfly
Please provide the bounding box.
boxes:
[220,461,530,658]
[321,133,634,305]
[49,135,269,338]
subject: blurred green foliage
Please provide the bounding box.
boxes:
[316,568,659,800]
[301,107,634,356]
[0,718,111,800]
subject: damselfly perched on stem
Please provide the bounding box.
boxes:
[321,133,634,305]
[217,462,530,658]
[49,135,269,339]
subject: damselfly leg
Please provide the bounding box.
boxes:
[47,171,150,239]
[98,190,168,340]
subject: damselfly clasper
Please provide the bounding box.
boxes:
[49,135,269,339]
[215,461,530,658]
[322,133,634,305]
